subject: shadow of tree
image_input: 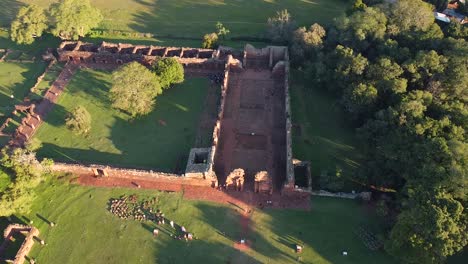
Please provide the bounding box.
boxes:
[145,201,262,264]
[0,0,23,28]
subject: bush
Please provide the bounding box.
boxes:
[202,33,219,49]
[152,57,184,89]
[65,105,91,134]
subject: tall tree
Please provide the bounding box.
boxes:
[110,62,161,117]
[10,5,48,44]
[267,9,296,44]
[50,0,102,40]
[290,23,326,65]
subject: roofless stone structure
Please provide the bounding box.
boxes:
[39,42,298,193]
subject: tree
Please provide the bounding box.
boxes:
[290,23,326,65]
[152,58,184,89]
[0,147,52,216]
[110,62,161,117]
[267,9,296,44]
[332,7,387,52]
[385,0,435,34]
[202,33,219,49]
[49,0,102,40]
[304,2,468,262]
[65,106,91,134]
[10,5,48,44]
[385,188,467,264]
[216,22,230,40]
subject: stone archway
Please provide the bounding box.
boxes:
[225,168,245,191]
[254,171,272,194]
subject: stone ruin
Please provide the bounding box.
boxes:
[57,41,228,71]
[49,42,298,195]
[225,168,245,191]
[254,171,273,194]
[0,224,39,264]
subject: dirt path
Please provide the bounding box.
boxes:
[77,174,310,210]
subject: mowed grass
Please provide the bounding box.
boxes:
[290,70,363,190]
[0,175,394,264]
[33,68,210,171]
[0,61,47,119]
[15,0,348,37]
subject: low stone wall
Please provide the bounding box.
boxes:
[309,190,372,200]
[52,163,213,186]
[1,224,39,264]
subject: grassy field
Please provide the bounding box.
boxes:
[0,61,47,120]
[33,68,210,172]
[5,0,348,38]
[289,70,364,191]
[0,175,394,264]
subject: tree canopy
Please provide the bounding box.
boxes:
[202,32,219,49]
[110,62,161,117]
[49,0,102,40]
[152,58,185,89]
[303,0,467,262]
[0,147,52,216]
[267,9,296,44]
[10,5,48,44]
[66,105,92,134]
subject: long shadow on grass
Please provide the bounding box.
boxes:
[0,0,23,27]
[64,68,111,104]
[194,203,299,263]
[37,142,174,172]
[142,202,262,264]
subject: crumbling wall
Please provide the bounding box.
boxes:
[204,55,237,180]
[52,163,213,187]
[57,41,222,71]
[0,224,39,264]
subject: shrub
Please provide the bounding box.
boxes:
[202,33,219,49]
[152,57,184,89]
[65,105,91,134]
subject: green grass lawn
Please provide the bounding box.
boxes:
[0,175,394,264]
[33,68,210,172]
[12,0,347,38]
[290,70,364,191]
[0,61,47,121]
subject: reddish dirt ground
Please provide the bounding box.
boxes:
[213,69,287,192]
[77,174,310,210]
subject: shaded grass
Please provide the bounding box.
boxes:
[1,231,26,260]
[30,62,64,101]
[33,68,210,171]
[0,61,47,121]
[0,175,394,264]
[18,0,348,37]
[0,29,60,58]
[249,197,395,263]
[289,70,364,191]
[24,176,245,264]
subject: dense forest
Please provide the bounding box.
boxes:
[278,0,467,263]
